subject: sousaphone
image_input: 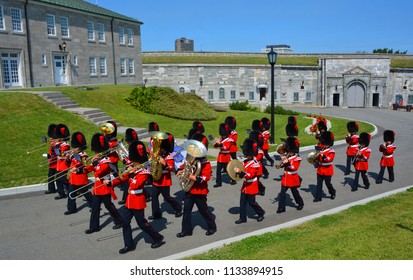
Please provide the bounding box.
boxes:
[226,159,244,182]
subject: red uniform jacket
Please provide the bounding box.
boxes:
[56,141,70,172]
[112,168,150,210]
[188,158,212,195]
[68,151,89,186]
[254,148,264,177]
[262,130,270,151]
[152,154,174,187]
[229,130,238,153]
[346,134,359,156]
[281,154,301,187]
[240,159,260,195]
[354,146,371,171]
[214,137,234,163]
[107,137,119,164]
[85,157,116,198]
[317,148,335,176]
[48,140,58,169]
[379,144,396,167]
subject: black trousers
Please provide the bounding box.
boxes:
[120,207,163,248]
[67,184,93,213]
[89,194,122,231]
[315,174,336,200]
[151,186,182,217]
[352,170,370,190]
[47,168,57,193]
[181,193,216,234]
[263,149,274,166]
[278,185,304,210]
[239,192,265,221]
[56,170,68,196]
[345,155,355,174]
[376,166,394,182]
[215,162,229,186]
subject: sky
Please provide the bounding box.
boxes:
[85,0,413,54]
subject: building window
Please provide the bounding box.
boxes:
[60,17,69,38]
[97,23,105,42]
[73,55,78,66]
[230,90,236,100]
[119,27,125,44]
[128,59,134,75]
[89,57,96,75]
[46,14,55,36]
[11,8,22,32]
[219,88,225,99]
[408,95,413,105]
[293,92,299,102]
[99,57,107,75]
[0,6,4,30]
[306,91,312,102]
[41,54,47,65]
[249,91,254,101]
[208,91,214,100]
[240,92,245,98]
[179,87,185,93]
[87,21,94,41]
[120,58,126,75]
[127,28,133,45]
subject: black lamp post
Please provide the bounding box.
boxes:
[267,47,278,144]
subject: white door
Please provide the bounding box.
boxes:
[53,55,67,85]
[347,82,365,107]
[1,53,21,87]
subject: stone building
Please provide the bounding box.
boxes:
[175,37,194,52]
[0,0,143,89]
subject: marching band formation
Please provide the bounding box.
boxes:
[40,115,396,254]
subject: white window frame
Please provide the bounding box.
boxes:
[219,88,225,99]
[41,54,47,65]
[306,91,312,102]
[120,58,126,75]
[60,17,69,38]
[294,92,299,102]
[73,55,78,66]
[230,90,236,100]
[99,57,107,75]
[119,27,125,44]
[128,59,134,75]
[11,8,23,32]
[46,14,56,36]
[97,23,105,42]
[127,28,133,45]
[249,91,254,101]
[89,57,97,76]
[0,6,5,30]
[87,21,95,41]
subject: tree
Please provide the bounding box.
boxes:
[373,48,407,54]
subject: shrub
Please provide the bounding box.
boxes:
[264,105,299,115]
[229,100,259,112]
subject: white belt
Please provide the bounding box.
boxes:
[95,175,111,181]
[162,170,168,174]
[384,155,393,158]
[130,189,143,194]
[246,178,257,183]
[350,145,358,148]
[320,162,332,166]
[285,171,297,175]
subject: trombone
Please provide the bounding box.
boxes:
[26,136,48,154]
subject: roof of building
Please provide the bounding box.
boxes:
[33,0,143,24]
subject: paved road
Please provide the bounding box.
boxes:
[0,107,411,260]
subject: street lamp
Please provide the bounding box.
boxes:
[267,46,277,144]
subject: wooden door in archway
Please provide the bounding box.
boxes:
[347,82,365,107]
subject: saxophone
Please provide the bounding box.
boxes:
[179,140,207,192]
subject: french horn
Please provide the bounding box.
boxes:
[306,151,320,164]
[178,140,207,192]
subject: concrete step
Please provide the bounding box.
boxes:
[40,92,65,98]
[53,100,78,106]
[87,112,107,119]
[46,96,69,102]
[91,116,113,123]
[60,104,80,109]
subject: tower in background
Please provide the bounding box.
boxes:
[175,37,194,52]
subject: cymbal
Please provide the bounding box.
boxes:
[226,159,244,181]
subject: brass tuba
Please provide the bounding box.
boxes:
[149,131,168,180]
[100,122,115,135]
[179,140,207,192]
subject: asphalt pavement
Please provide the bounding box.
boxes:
[0,107,412,260]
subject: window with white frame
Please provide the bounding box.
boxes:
[293,92,299,102]
[41,54,47,65]
[127,28,133,45]
[249,91,254,100]
[97,23,105,42]
[60,17,69,38]
[73,55,78,66]
[119,27,125,44]
[89,57,96,75]
[11,8,22,32]
[46,14,56,36]
[306,91,312,102]
[120,58,126,75]
[230,90,236,100]
[99,57,107,75]
[219,88,225,99]
[0,6,4,30]
[208,91,214,100]
[87,21,94,41]
[128,59,134,74]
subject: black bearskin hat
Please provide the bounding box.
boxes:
[225,116,237,130]
[91,133,109,153]
[261,117,270,130]
[160,133,175,153]
[191,133,209,151]
[248,130,263,148]
[47,124,57,138]
[148,122,160,132]
[383,130,395,143]
[320,131,334,146]
[288,116,297,125]
[285,137,300,153]
[56,124,70,140]
[219,123,230,137]
[71,132,87,149]
[128,140,149,163]
[187,128,201,140]
[106,121,117,137]
[317,120,327,131]
[358,132,371,147]
[347,121,359,133]
[192,121,205,133]
[125,128,139,144]
[242,138,258,157]
[252,119,262,131]
[286,124,299,137]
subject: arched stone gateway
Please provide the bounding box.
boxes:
[347,81,366,108]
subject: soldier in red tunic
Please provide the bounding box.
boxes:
[261,117,275,167]
[44,124,58,195]
[352,132,371,191]
[84,133,122,234]
[109,140,165,253]
[313,131,336,202]
[225,116,238,160]
[149,133,183,220]
[276,137,304,213]
[345,121,359,175]
[233,138,265,224]
[315,119,327,149]
[65,132,93,215]
[54,124,71,200]
[176,133,217,237]
[249,130,266,196]
[376,130,396,184]
[214,123,235,187]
